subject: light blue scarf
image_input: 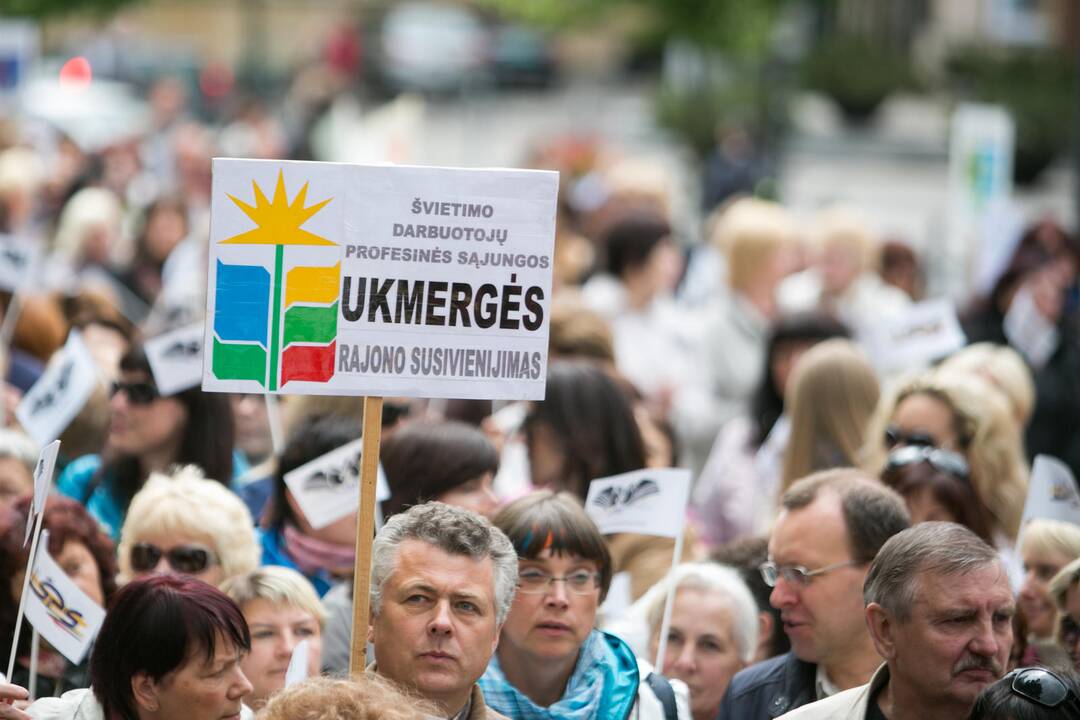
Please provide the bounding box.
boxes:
[479,630,640,720]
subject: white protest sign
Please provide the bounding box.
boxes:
[16,331,98,446]
[145,322,205,396]
[202,159,558,401]
[859,298,967,373]
[24,545,106,665]
[284,639,309,688]
[599,571,633,620]
[1019,456,1080,529]
[0,236,41,292]
[585,468,692,539]
[284,438,390,530]
[24,440,60,547]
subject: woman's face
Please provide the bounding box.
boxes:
[139,631,252,720]
[1064,584,1080,670]
[108,371,188,459]
[240,598,322,710]
[1019,548,1074,639]
[230,394,273,465]
[436,471,499,518]
[889,393,960,451]
[129,530,224,587]
[525,419,567,491]
[500,550,600,665]
[650,587,746,720]
[55,540,105,607]
[0,456,33,509]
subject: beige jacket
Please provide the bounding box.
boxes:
[777,664,890,720]
[367,663,508,720]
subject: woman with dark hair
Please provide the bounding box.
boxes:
[0,496,118,699]
[964,219,1080,478]
[57,343,242,540]
[968,666,1080,720]
[380,419,500,519]
[691,313,848,549]
[260,414,361,597]
[26,574,254,720]
[879,445,994,543]
[479,491,690,719]
[523,359,645,501]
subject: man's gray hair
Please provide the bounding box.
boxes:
[370,502,518,624]
[863,522,1001,621]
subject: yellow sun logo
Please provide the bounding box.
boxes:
[223,170,335,246]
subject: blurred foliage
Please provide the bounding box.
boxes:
[801,34,916,123]
[655,72,759,158]
[1,0,138,18]
[474,0,788,60]
[946,47,1073,185]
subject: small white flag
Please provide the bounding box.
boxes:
[0,236,41,293]
[1019,455,1080,529]
[24,546,106,665]
[284,639,309,688]
[145,322,205,396]
[16,331,99,446]
[284,439,390,530]
[585,468,691,539]
[859,298,967,373]
[24,440,60,547]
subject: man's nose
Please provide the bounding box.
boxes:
[428,600,454,636]
[769,577,798,610]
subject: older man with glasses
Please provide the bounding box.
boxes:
[777,522,1016,720]
[717,469,910,719]
[1050,557,1080,671]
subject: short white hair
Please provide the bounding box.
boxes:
[117,465,259,583]
[0,429,38,472]
[640,562,759,663]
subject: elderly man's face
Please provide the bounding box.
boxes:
[370,539,500,714]
[886,564,1014,711]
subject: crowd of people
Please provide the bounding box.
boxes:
[0,60,1079,720]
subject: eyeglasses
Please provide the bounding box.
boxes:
[130,542,216,574]
[110,380,161,406]
[885,445,970,480]
[884,425,939,450]
[517,568,599,595]
[759,560,861,588]
[1005,667,1080,712]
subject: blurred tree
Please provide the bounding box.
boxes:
[1,0,139,18]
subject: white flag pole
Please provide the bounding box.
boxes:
[6,506,46,680]
[265,393,284,456]
[653,531,685,671]
[27,629,38,702]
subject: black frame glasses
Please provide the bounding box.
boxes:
[1005,667,1080,713]
[885,445,970,480]
[110,380,161,406]
[130,542,216,574]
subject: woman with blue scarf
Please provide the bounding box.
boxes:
[480,491,690,720]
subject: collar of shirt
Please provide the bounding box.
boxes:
[449,693,473,720]
[815,664,842,700]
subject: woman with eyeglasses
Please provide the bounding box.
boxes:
[57,343,244,540]
[0,496,118,700]
[968,666,1080,720]
[1050,557,1080,671]
[478,491,691,720]
[863,371,1029,543]
[116,465,259,587]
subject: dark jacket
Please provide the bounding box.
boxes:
[715,652,816,720]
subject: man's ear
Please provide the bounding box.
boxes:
[755,612,775,662]
[490,623,503,656]
[131,672,160,714]
[865,603,897,661]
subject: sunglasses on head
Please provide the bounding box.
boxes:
[883,425,940,450]
[1005,667,1080,713]
[130,542,216,574]
[885,445,970,480]
[110,380,161,406]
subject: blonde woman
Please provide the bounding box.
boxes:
[1018,520,1080,658]
[221,567,326,711]
[116,464,260,585]
[256,675,439,720]
[779,339,880,494]
[863,371,1028,542]
[938,342,1036,427]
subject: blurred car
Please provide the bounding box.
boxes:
[490,24,557,88]
[373,2,490,94]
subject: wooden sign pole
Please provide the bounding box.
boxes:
[349,395,384,677]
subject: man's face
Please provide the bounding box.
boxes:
[768,493,868,665]
[886,565,1014,711]
[370,539,500,713]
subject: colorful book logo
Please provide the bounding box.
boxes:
[212,171,338,390]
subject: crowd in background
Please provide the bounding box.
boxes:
[0,58,1078,720]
